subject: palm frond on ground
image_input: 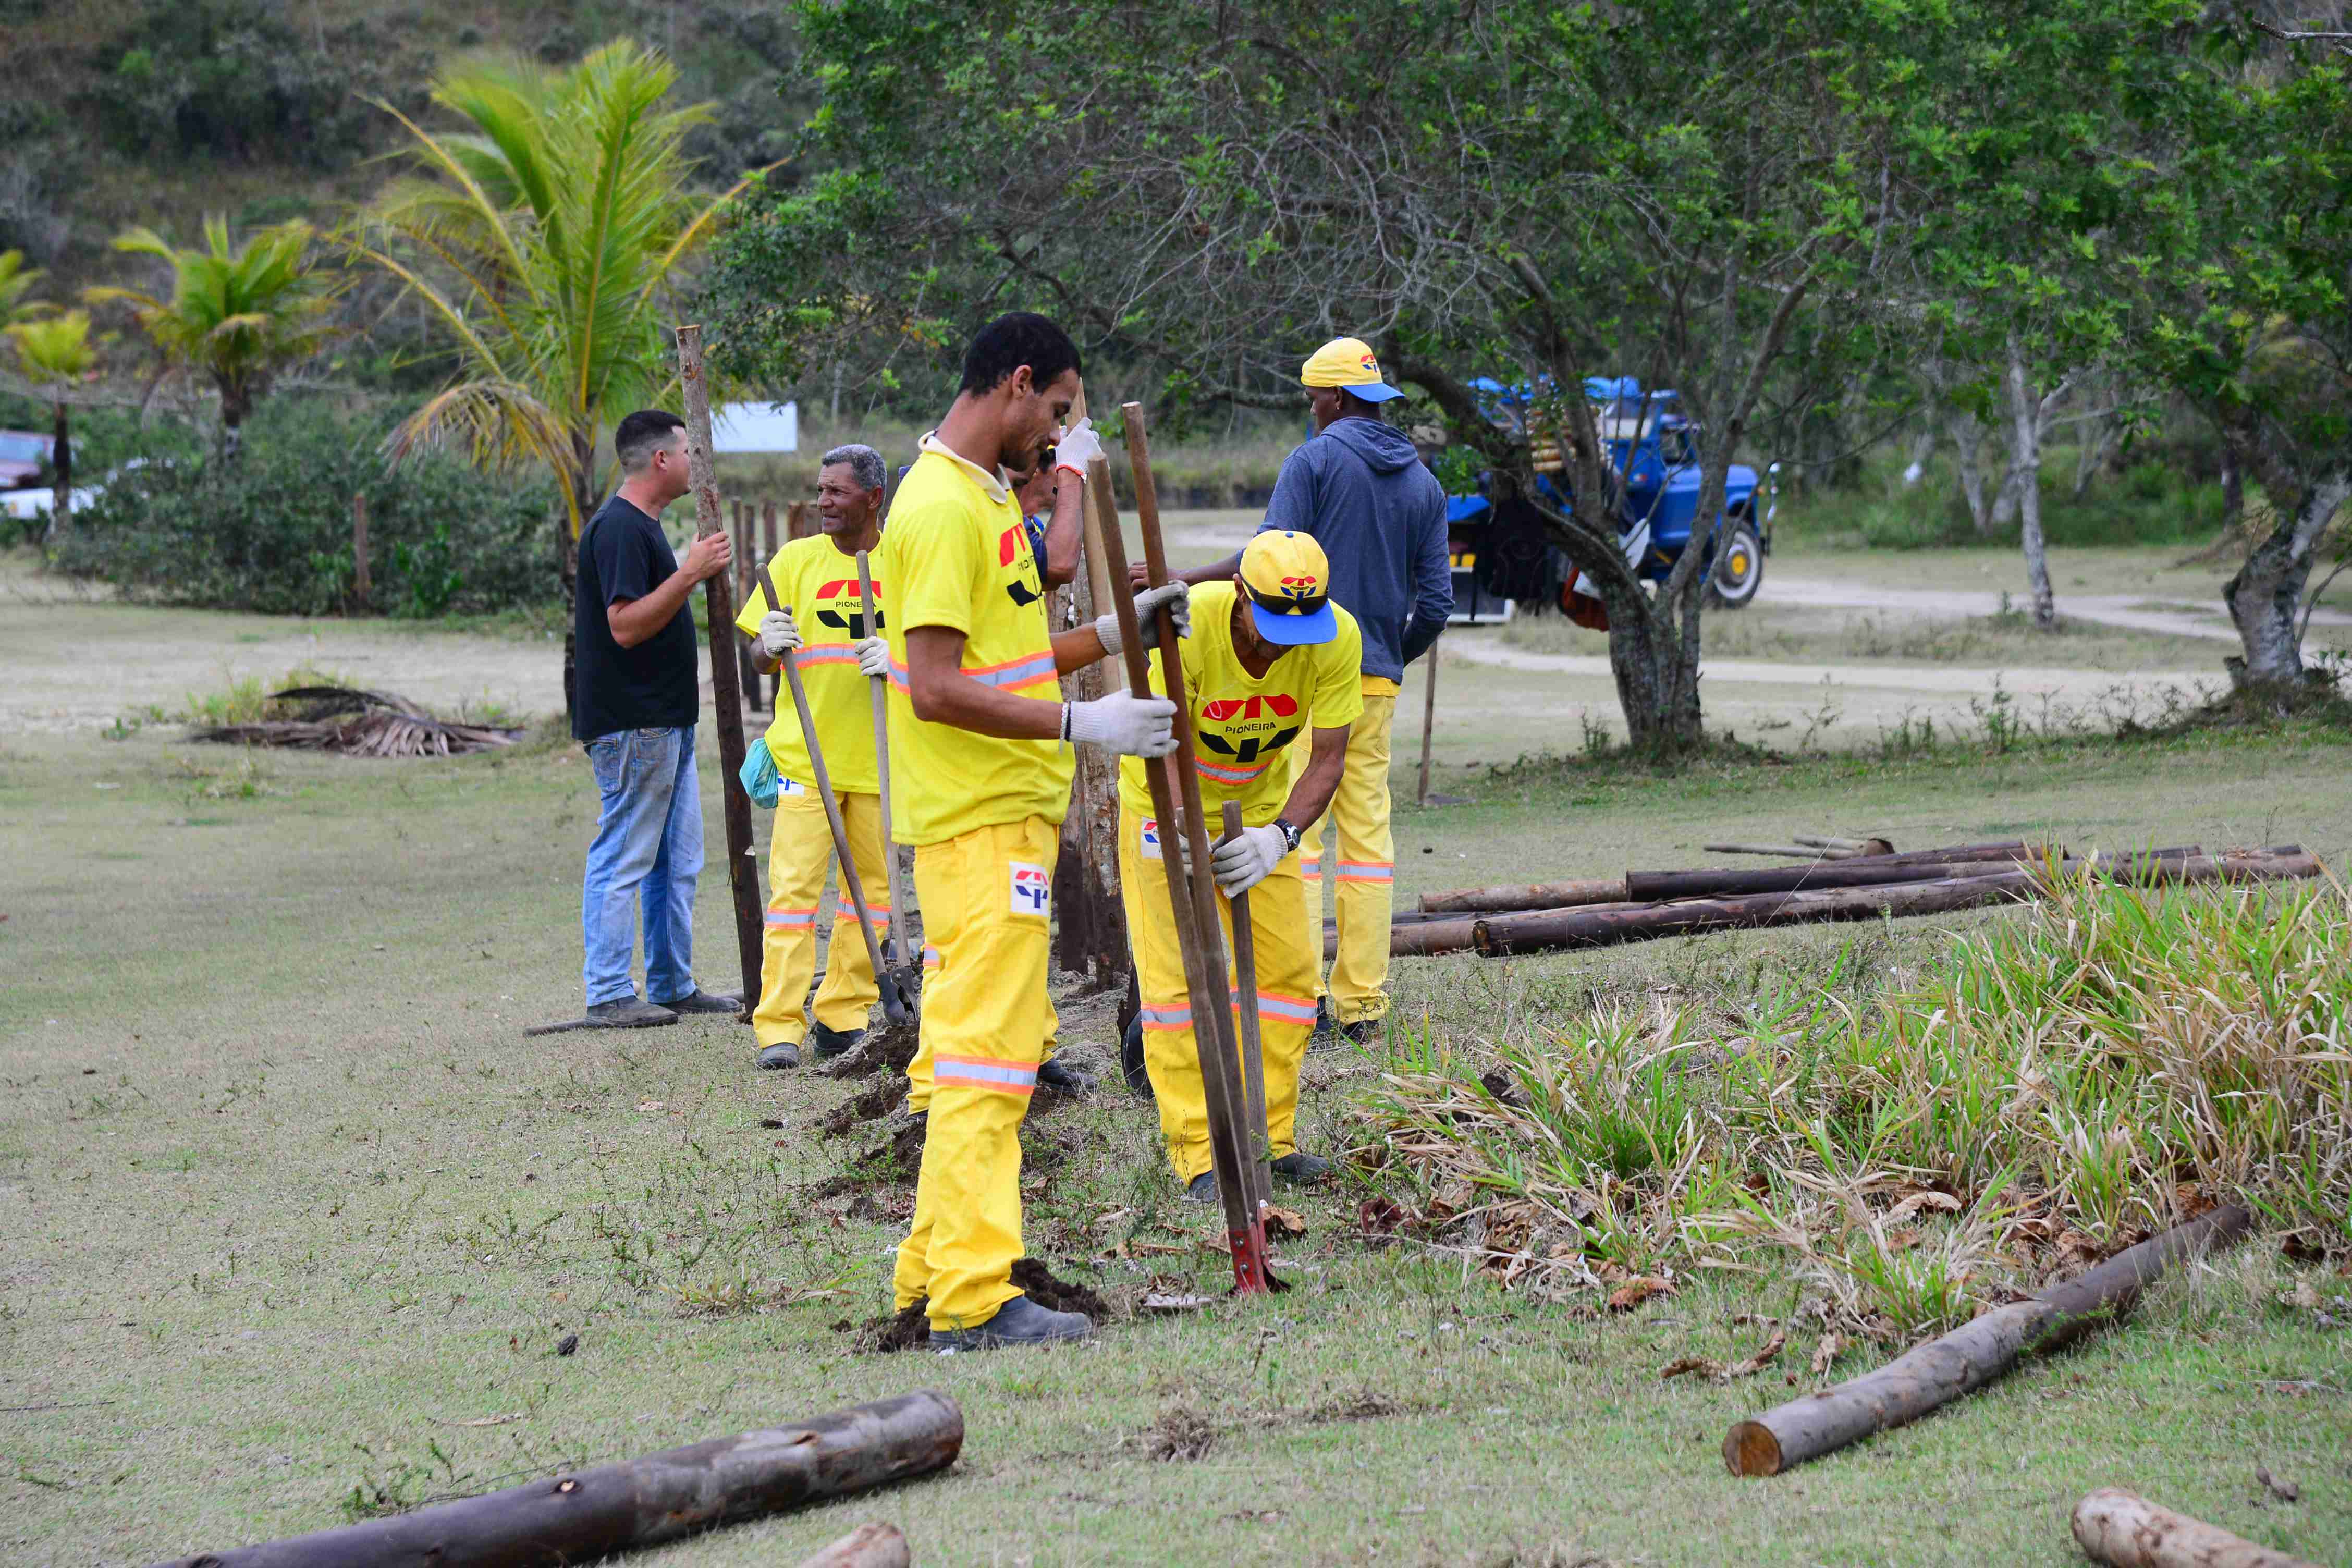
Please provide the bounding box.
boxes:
[192,684,522,757]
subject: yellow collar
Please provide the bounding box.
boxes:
[917,432,1010,505]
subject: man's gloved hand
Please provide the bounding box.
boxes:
[1066,691,1178,757]
[1052,416,1104,477]
[1095,581,1191,658]
[758,608,802,658]
[1211,823,1288,896]
[853,636,890,679]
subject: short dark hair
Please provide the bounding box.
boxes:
[959,312,1081,397]
[615,409,686,472]
[820,443,887,494]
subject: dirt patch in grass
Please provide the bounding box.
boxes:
[1144,1401,1221,1462]
[840,1257,1108,1357]
[1010,1255,1112,1320]
[817,1075,904,1136]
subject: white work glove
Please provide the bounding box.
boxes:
[1052,416,1104,477]
[853,636,890,679]
[1095,581,1190,658]
[1065,691,1178,757]
[1211,824,1288,896]
[757,608,802,658]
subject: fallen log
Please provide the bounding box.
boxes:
[1477,852,2319,958]
[1723,1206,2250,1478]
[2071,1488,2321,1568]
[1624,848,2203,903]
[796,1522,913,1568]
[144,1391,962,1568]
[1419,877,1631,915]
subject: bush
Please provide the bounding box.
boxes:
[50,398,561,618]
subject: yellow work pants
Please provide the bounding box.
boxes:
[1118,806,1316,1183]
[893,817,1057,1331]
[753,783,890,1047]
[1295,693,1396,1023]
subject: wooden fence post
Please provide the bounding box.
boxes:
[351,494,371,609]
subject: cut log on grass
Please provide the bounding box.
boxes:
[144,1391,962,1568]
[795,1522,913,1568]
[1723,1205,2250,1478]
[2071,1488,2321,1568]
[1419,877,1630,915]
[1627,855,2087,904]
[1479,853,2320,958]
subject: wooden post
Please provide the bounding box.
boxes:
[143,1391,962,1568]
[762,497,779,559]
[731,501,763,713]
[1415,635,1439,807]
[350,494,371,609]
[788,499,813,540]
[674,324,764,1014]
[1221,799,1272,1183]
[1052,382,1131,991]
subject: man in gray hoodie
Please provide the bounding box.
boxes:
[1162,336,1452,1040]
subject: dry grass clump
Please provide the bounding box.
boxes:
[1355,874,2351,1336]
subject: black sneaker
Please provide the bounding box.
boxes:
[930,1293,1093,1353]
[1121,1017,1154,1100]
[808,1021,863,1060]
[1271,1150,1333,1185]
[756,1040,801,1070]
[585,998,677,1027]
[1183,1171,1219,1204]
[654,988,742,1016]
[1036,1056,1091,1093]
[1339,1019,1383,1047]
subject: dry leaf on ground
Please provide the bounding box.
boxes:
[1606,1276,1675,1312]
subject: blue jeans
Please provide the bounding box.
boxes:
[581,726,703,1008]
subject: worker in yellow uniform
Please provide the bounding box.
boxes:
[732,443,897,1070]
[1118,530,1361,1202]
[1153,338,1451,1042]
[880,311,1187,1352]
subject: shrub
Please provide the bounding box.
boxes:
[51,397,561,618]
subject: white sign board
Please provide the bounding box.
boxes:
[710,400,799,454]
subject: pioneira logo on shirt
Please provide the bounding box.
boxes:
[1009,861,1051,917]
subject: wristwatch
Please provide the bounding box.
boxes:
[1272,817,1303,855]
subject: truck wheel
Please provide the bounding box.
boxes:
[1707,519,1763,609]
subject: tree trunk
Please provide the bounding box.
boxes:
[2071,1489,2321,1568]
[2219,435,2244,535]
[561,434,598,735]
[1900,424,1937,489]
[1950,410,1994,534]
[2222,466,2352,693]
[1725,1206,2251,1478]
[2004,339,2057,628]
[41,395,69,546]
[1420,877,1631,915]
[143,1392,963,1568]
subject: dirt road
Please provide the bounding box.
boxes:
[1768,573,2352,645]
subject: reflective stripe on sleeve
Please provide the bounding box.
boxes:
[921,945,942,970]
[934,1055,1038,1096]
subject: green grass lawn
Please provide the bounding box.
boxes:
[5,703,2349,1566]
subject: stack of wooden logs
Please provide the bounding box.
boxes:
[1330,840,2325,960]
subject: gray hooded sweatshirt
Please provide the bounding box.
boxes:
[1256,417,1453,683]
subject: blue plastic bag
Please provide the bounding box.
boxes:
[738,736,780,809]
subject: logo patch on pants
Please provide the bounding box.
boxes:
[1009,861,1051,917]
[1139,818,1160,856]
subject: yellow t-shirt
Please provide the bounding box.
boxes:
[1119,581,1364,828]
[733,534,881,794]
[878,437,1073,847]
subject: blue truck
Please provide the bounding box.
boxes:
[1444,377,1774,627]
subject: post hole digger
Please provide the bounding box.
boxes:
[1087,409,1278,1295]
[757,559,917,1043]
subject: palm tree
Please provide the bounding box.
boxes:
[6,310,98,542]
[1,249,46,325]
[85,219,341,457]
[352,40,766,714]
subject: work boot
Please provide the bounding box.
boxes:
[1036,1056,1092,1093]
[1338,1018,1383,1048]
[655,988,743,1016]
[1308,997,1340,1052]
[808,1021,863,1060]
[585,997,677,1028]
[1120,1017,1154,1100]
[755,1040,801,1070]
[1271,1150,1334,1185]
[1183,1171,1219,1205]
[930,1293,1093,1353]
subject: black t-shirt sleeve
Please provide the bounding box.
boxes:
[591,517,664,606]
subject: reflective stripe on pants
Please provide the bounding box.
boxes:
[893,817,1058,1331]
[1294,692,1395,1023]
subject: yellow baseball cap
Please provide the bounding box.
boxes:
[1239,530,1338,646]
[1300,336,1403,402]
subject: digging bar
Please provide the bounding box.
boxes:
[1220,799,1273,1202]
[858,549,922,1011]
[1086,447,1272,1294]
[757,560,913,1027]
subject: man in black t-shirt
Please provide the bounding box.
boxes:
[573,409,739,1025]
